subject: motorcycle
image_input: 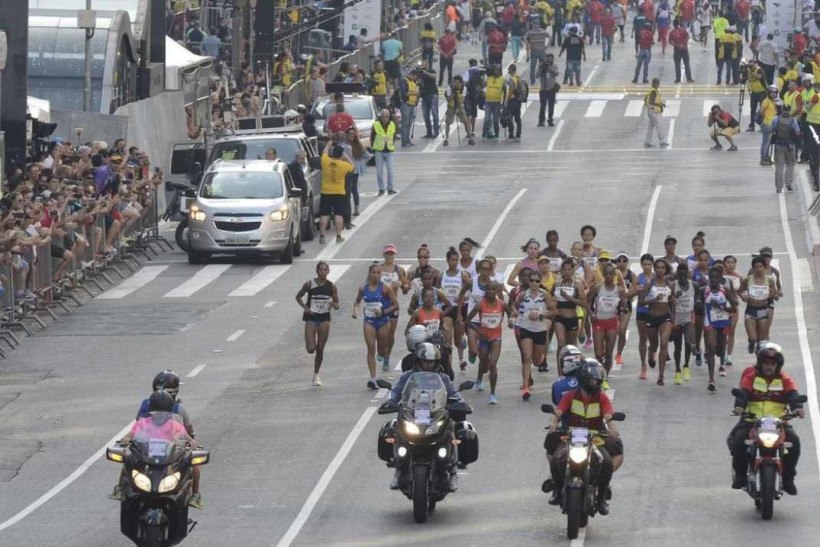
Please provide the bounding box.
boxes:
[731,388,807,520]
[540,404,625,540]
[106,423,210,546]
[377,372,478,523]
[163,181,196,252]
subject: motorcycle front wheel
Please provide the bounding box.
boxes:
[565,487,582,540]
[142,523,163,547]
[175,218,189,252]
[413,466,430,523]
[759,466,776,520]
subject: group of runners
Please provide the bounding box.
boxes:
[295,227,784,401]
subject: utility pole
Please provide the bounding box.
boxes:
[249,0,258,73]
[0,0,28,171]
[78,1,97,111]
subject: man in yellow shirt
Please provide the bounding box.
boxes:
[745,61,767,132]
[758,85,779,165]
[482,64,506,140]
[370,60,389,109]
[319,144,353,244]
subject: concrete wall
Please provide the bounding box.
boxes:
[51,109,129,146]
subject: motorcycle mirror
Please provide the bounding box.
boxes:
[731,388,742,397]
[191,450,210,466]
[375,379,392,390]
[610,412,626,422]
[106,446,125,463]
[458,380,475,391]
[794,394,808,404]
[378,401,399,414]
[541,404,555,414]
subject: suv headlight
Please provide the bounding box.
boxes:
[189,205,207,222]
[131,470,152,492]
[270,206,289,221]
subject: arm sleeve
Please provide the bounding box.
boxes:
[556,391,574,414]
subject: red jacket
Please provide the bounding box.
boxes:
[680,0,695,21]
[488,29,508,53]
[558,389,614,431]
[589,1,604,24]
[735,0,750,20]
[600,15,616,37]
[638,28,654,50]
[642,0,655,22]
[327,112,355,133]
[669,28,689,50]
[438,34,457,57]
[501,5,516,24]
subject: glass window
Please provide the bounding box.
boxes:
[210,138,301,164]
[200,171,284,200]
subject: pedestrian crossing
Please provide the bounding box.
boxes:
[517,96,750,120]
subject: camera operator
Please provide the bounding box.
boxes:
[538,53,560,127]
[442,75,475,146]
[463,59,483,136]
[745,60,766,132]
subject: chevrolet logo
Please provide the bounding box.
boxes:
[228,217,246,223]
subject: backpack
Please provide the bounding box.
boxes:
[773,116,797,145]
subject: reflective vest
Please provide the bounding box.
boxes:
[802,88,816,118]
[644,87,663,113]
[407,80,419,106]
[485,76,505,102]
[808,95,820,125]
[567,393,605,430]
[747,375,788,418]
[372,121,396,152]
[783,90,800,114]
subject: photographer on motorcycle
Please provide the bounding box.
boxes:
[549,359,623,515]
[729,342,804,494]
[389,342,463,491]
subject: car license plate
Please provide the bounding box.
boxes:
[225,235,250,245]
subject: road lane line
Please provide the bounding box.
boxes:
[625,100,644,117]
[570,527,586,546]
[164,264,231,298]
[476,188,528,258]
[666,119,676,149]
[584,100,607,117]
[778,193,820,479]
[702,100,713,116]
[226,329,245,342]
[276,406,377,547]
[554,101,568,118]
[229,265,290,296]
[663,99,681,117]
[265,300,277,308]
[582,63,600,87]
[797,257,814,291]
[640,186,663,254]
[327,264,351,283]
[0,421,135,533]
[187,364,207,377]
[423,101,451,152]
[315,193,398,262]
[97,266,168,299]
[547,120,565,151]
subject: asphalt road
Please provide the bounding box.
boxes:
[3,25,820,547]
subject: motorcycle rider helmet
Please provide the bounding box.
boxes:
[766,84,778,93]
[755,341,784,373]
[148,389,175,412]
[578,358,606,394]
[415,342,441,370]
[153,370,183,399]
[406,325,429,352]
[559,344,583,375]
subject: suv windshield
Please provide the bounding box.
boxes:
[314,98,374,120]
[200,170,284,199]
[210,138,301,164]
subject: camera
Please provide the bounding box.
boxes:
[738,59,750,85]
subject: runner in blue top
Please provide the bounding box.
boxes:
[353,263,399,389]
[635,253,654,380]
[703,266,736,392]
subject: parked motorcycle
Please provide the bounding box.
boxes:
[106,425,210,546]
[377,372,478,523]
[541,404,625,540]
[731,388,807,520]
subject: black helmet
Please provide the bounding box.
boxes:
[756,341,784,373]
[578,358,606,394]
[153,370,182,399]
[148,390,175,412]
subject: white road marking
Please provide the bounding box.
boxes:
[0,421,135,533]
[570,527,587,546]
[778,193,820,484]
[547,120,565,151]
[663,99,681,117]
[584,100,607,117]
[97,266,168,299]
[315,194,398,262]
[422,101,452,152]
[229,265,290,297]
[163,264,231,298]
[187,364,207,378]
[275,406,377,547]
[583,63,600,87]
[703,100,715,116]
[554,101,569,118]
[666,119,676,149]
[797,258,814,292]
[640,186,663,255]
[226,329,246,342]
[476,188,528,258]
[327,264,351,283]
[502,262,517,290]
[375,388,389,400]
[264,300,277,308]
[625,100,644,117]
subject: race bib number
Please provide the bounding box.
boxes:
[364,301,382,318]
[482,312,502,328]
[598,296,618,313]
[748,284,769,300]
[424,320,441,334]
[310,299,331,314]
[559,285,575,299]
[584,257,597,269]
[549,257,562,272]
[710,307,730,322]
[650,286,669,303]
[443,284,460,301]
[676,295,694,312]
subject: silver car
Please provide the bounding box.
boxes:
[187,160,302,264]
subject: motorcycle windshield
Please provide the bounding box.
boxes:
[131,412,187,464]
[400,372,448,422]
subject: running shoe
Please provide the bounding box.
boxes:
[522,387,531,401]
[748,341,755,354]
[367,379,378,390]
[708,380,717,392]
[612,360,622,372]
[648,354,657,369]
[674,371,683,385]
[615,354,623,366]
[719,366,727,377]
[537,364,548,373]
[639,367,648,380]
[657,377,664,386]
[382,357,390,371]
[488,394,498,405]
[583,338,593,350]
[475,380,484,392]
[459,360,468,371]
[683,366,691,381]
[695,351,703,366]
[312,374,323,387]
[725,355,733,366]
[188,493,205,510]
[469,353,476,365]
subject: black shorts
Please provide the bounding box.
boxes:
[384,59,401,79]
[554,315,579,331]
[303,311,331,324]
[319,194,347,217]
[465,100,478,118]
[636,310,649,323]
[694,302,705,317]
[645,314,672,329]
[51,244,68,259]
[444,306,458,321]
[519,327,547,345]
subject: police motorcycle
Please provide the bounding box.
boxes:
[106,419,210,546]
[541,403,625,540]
[731,387,807,520]
[377,362,477,523]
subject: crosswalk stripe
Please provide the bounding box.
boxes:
[585,100,607,117]
[163,264,232,298]
[663,99,681,117]
[228,265,290,297]
[327,264,351,283]
[98,266,169,299]
[554,101,569,118]
[703,100,714,117]
[625,100,644,117]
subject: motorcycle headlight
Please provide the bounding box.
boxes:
[158,472,181,493]
[569,446,587,464]
[270,206,289,221]
[189,205,206,222]
[758,431,779,448]
[131,470,152,492]
[425,420,445,436]
[404,422,421,435]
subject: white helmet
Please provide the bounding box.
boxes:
[560,345,584,375]
[406,325,429,352]
[415,342,441,362]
